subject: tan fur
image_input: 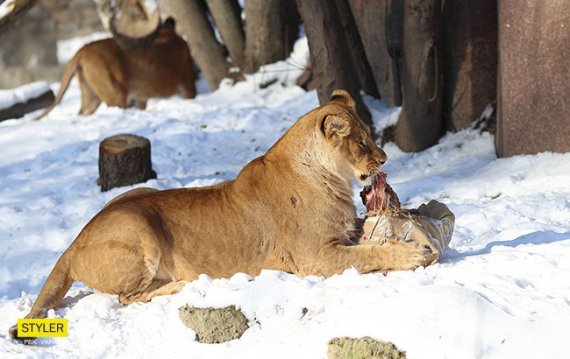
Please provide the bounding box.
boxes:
[10,90,433,339]
[35,24,196,120]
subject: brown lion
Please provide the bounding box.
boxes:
[10,90,432,340]
[35,18,196,120]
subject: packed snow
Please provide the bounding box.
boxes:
[0,82,51,110]
[56,32,109,64]
[1,37,570,359]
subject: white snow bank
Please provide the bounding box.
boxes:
[0,82,50,110]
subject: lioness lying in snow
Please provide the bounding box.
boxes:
[10,90,435,340]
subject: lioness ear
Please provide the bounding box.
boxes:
[329,89,356,109]
[321,114,350,145]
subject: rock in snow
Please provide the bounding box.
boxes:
[179,305,249,344]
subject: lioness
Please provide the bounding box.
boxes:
[35,18,196,120]
[10,90,431,339]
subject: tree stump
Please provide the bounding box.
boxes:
[98,134,157,192]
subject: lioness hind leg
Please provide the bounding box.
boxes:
[119,280,189,304]
[78,70,101,115]
[179,64,196,99]
[81,60,128,109]
[73,227,164,305]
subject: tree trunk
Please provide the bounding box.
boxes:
[442,0,497,132]
[0,89,54,122]
[158,0,229,90]
[206,0,244,68]
[98,134,157,192]
[0,0,38,37]
[243,0,299,74]
[333,0,379,98]
[348,0,403,106]
[296,0,372,129]
[395,0,443,152]
[296,66,318,91]
[496,0,570,156]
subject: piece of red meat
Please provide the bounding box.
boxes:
[359,172,401,213]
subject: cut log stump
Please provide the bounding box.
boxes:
[98,134,157,192]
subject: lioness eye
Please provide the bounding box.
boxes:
[358,140,366,148]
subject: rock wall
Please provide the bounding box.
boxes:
[0,0,104,89]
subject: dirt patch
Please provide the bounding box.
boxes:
[328,336,406,359]
[179,305,249,344]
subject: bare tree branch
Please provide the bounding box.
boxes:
[0,0,39,37]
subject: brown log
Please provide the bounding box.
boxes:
[243,0,299,74]
[395,0,443,152]
[0,0,38,37]
[496,1,570,156]
[98,134,157,192]
[296,0,372,129]
[0,89,54,122]
[206,0,244,68]
[442,0,497,132]
[158,0,229,90]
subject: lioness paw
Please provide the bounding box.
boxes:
[388,239,434,270]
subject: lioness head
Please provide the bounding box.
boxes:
[318,90,388,182]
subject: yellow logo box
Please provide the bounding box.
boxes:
[17,318,68,338]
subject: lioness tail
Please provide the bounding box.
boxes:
[8,250,74,340]
[33,53,80,121]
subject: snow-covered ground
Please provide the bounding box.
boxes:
[0,82,51,110]
[1,38,570,358]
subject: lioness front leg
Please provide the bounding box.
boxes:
[301,240,432,276]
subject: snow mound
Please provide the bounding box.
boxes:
[0,82,50,110]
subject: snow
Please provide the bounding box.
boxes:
[1,36,570,358]
[57,33,109,64]
[0,82,51,110]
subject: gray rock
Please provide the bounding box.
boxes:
[328,336,406,359]
[179,305,249,344]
